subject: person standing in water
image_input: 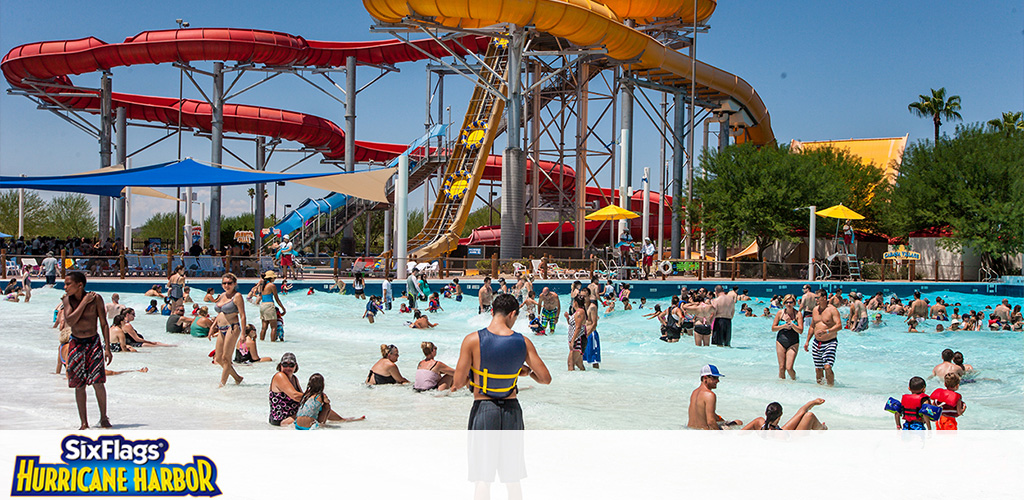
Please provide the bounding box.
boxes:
[258,271,286,342]
[582,287,601,369]
[805,289,841,386]
[62,271,113,430]
[798,284,816,320]
[213,273,245,387]
[771,294,803,380]
[453,294,551,429]
[478,276,494,314]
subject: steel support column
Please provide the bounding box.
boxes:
[618,78,634,237]
[209,62,224,250]
[530,60,541,247]
[343,56,357,241]
[658,92,667,256]
[717,113,730,263]
[670,92,685,258]
[574,62,590,249]
[114,106,127,243]
[98,72,112,242]
[396,155,409,280]
[500,29,526,260]
[255,137,266,255]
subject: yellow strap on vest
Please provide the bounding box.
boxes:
[469,366,519,394]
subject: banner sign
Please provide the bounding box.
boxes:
[883,245,921,260]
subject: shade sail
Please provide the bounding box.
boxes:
[816,204,865,220]
[0,159,396,203]
[123,186,180,201]
[727,240,759,260]
[0,232,11,238]
[585,204,639,221]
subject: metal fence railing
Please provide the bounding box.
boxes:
[0,247,996,283]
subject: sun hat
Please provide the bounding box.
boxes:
[700,364,724,378]
[264,270,278,279]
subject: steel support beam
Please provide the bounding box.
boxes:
[255,136,266,255]
[500,29,526,260]
[209,62,224,250]
[343,56,357,241]
[98,72,112,242]
[114,106,127,243]
[670,92,685,258]
[618,77,634,237]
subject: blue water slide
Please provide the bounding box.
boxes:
[271,124,447,236]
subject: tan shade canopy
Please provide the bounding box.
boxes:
[122,186,180,201]
[223,165,397,203]
[727,240,759,260]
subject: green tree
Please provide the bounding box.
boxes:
[987,111,1024,136]
[43,194,96,238]
[877,125,1024,273]
[692,143,883,260]
[908,87,963,143]
[0,189,47,236]
[461,204,500,237]
[137,212,182,243]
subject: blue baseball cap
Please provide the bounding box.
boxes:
[700,364,724,378]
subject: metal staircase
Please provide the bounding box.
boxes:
[840,242,862,280]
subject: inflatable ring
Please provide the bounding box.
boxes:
[657,260,673,275]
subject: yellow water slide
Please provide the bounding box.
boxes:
[363,0,774,145]
[406,41,508,260]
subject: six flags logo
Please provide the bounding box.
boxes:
[11,435,220,497]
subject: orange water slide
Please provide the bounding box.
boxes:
[363,0,774,145]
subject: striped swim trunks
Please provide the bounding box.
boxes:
[812,338,838,369]
[67,334,106,388]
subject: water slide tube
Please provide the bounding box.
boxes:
[362,0,774,145]
[1,29,490,162]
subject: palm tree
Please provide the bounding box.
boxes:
[987,111,1024,135]
[908,87,962,143]
[247,188,256,215]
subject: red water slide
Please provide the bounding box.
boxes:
[1,28,489,162]
[2,28,670,244]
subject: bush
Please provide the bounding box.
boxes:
[860,262,881,280]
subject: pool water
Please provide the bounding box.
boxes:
[1,286,1020,430]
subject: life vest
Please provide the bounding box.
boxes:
[469,328,526,399]
[901,393,928,422]
[929,388,962,417]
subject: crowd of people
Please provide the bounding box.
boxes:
[33,262,1016,432]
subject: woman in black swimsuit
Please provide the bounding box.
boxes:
[772,294,803,380]
[366,344,409,385]
[741,399,827,431]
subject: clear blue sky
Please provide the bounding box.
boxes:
[1,0,1021,224]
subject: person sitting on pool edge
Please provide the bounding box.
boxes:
[741,399,828,431]
[366,344,409,385]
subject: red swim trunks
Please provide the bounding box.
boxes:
[937,415,958,431]
[67,335,106,388]
[281,254,293,267]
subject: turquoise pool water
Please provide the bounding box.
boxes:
[1,286,1020,430]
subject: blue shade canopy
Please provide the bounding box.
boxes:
[0,232,12,238]
[0,159,383,198]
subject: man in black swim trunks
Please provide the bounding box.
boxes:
[454,294,551,490]
[62,271,113,430]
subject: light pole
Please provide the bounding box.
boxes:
[175,18,189,252]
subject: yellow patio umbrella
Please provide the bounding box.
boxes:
[727,241,759,260]
[815,204,865,220]
[585,204,639,221]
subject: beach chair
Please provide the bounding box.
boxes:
[171,256,184,272]
[426,261,440,278]
[200,256,225,276]
[547,263,572,279]
[347,259,367,276]
[140,255,160,276]
[21,258,41,277]
[125,255,144,276]
[5,259,19,277]
[184,256,202,275]
[512,262,529,277]
[407,261,418,275]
